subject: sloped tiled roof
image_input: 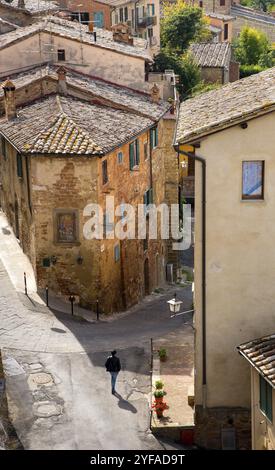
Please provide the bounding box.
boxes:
[0,94,153,155]
[0,65,169,121]
[0,0,58,14]
[238,334,275,389]
[189,42,231,69]
[175,67,275,145]
[0,15,151,60]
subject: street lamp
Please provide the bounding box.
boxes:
[167,292,194,322]
[167,292,183,315]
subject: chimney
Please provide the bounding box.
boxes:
[150,83,160,104]
[18,0,25,8]
[57,66,67,95]
[2,79,16,120]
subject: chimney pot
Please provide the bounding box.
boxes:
[2,79,16,120]
[57,66,67,95]
[150,83,160,104]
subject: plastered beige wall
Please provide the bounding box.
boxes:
[193,110,275,407]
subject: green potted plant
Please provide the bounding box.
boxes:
[155,380,164,390]
[152,400,169,419]
[153,389,167,402]
[158,348,167,362]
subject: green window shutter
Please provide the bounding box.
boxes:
[136,139,140,165]
[150,129,153,149]
[129,142,134,170]
[155,127,158,147]
[17,153,23,178]
[260,376,266,414]
[266,381,273,422]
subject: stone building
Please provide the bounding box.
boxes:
[0,66,178,313]
[0,0,59,27]
[59,0,160,54]
[189,42,239,84]
[238,335,275,450]
[174,67,275,449]
[0,15,151,89]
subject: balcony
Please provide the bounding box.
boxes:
[137,16,157,28]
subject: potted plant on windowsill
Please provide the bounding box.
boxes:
[155,380,164,390]
[152,400,169,419]
[158,348,167,362]
[153,389,167,403]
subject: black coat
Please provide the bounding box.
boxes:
[105,356,121,372]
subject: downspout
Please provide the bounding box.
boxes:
[174,145,207,407]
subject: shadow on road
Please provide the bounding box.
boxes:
[114,393,137,414]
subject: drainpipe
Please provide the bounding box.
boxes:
[174,145,207,407]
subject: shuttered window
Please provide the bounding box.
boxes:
[260,375,273,422]
[102,159,108,185]
[150,127,158,150]
[17,153,23,178]
[129,139,140,170]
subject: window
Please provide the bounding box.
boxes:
[144,142,148,160]
[114,244,120,262]
[55,210,79,244]
[224,23,228,41]
[1,136,7,160]
[260,375,273,422]
[71,12,90,24]
[150,127,158,149]
[103,212,114,237]
[17,153,23,178]
[57,49,65,61]
[220,0,225,5]
[102,159,108,185]
[129,139,140,170]
[117,151,123,164]
[242,161,264,200]
[124,7,128,21]
[144,188,153,208]
[119,7,123,22]
[199,1,203,6]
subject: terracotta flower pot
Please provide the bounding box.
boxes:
[156,411,163,418]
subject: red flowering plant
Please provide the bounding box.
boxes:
[152,400,169,416]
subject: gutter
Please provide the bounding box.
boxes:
[173,143,207,406]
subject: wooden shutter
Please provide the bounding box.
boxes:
[155,127,158,146]
[150,129,153,150]
[17,153,23,178]
[136,139,140,165]
[129,142,134,170]
[149,188,153,204]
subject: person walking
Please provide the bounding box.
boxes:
[105,350,121,394]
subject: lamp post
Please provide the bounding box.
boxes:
[69,295,76,316]
[167,292,194,319]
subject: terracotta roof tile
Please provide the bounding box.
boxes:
[0,15,151,61]
[238,334,275,388]
[175,67,275,145]
[189,42,231,69]
[0,94,153,155]
[0,0,58,14]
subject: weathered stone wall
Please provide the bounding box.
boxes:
[0,138,35,264]
[195,405,251,449]
[31,155,101,307]
[201,67,224,84]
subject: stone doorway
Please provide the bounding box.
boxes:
[144,258,150,295]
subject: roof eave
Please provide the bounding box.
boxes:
[237,347,275,390]
[176,104,275,146]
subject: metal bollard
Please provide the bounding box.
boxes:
[69,295,75,316]
[46,286,49,307]
[96,299,99,321]
[24,272,27,295]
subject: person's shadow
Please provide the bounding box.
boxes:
[114,393,137,414]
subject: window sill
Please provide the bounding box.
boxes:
[130,166,140,172]
[240,198,265,202]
